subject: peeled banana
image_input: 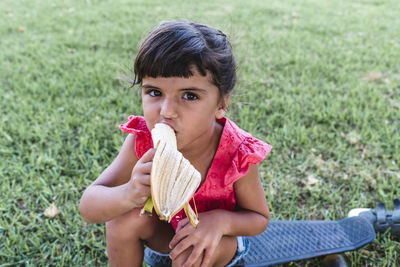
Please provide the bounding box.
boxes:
[142,123,201,227]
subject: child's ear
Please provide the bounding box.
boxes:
[215,93,230,119]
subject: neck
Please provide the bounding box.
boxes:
[180,120,223,170]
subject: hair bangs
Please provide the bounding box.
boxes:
[133,24,209,84]
[133,21,236,96]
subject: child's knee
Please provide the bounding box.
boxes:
[106,208,152,240]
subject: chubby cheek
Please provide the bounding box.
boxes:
[179,113,214,141]
[142,102,158,131]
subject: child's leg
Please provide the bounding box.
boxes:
[172,236,237,267]
[106,207,174,267]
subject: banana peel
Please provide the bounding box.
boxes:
[140,123,201,227]
[184,201,199,227]
[141,197,154,216]
[141,197,199,227]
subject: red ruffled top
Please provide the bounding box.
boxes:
[119,116,272,230]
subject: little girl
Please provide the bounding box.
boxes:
[79,20,272,267]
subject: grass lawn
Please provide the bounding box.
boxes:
[1,0,399,265]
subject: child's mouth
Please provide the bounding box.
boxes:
[161,121,177,134]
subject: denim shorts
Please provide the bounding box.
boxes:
[226,236,250,267]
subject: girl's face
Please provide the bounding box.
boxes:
[141,68,229,152]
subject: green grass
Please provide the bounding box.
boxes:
[1,0,399,265]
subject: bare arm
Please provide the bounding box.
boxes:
[227,163,270,235]
[79,134,155,223]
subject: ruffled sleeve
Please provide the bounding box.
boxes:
[237,137,272,174]
[119,116,153,158]
[224,136,272,186]
[119,115,150,136]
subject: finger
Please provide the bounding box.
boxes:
[140,148,156,163]
[176,217,190,233]
[131,162,152,181]
[139,161,153,175]
[200,247,214,267]
[169,236,192,260]
[135,183,151,204]
[169,230,185,250]
[184,246,204,267]
[169,221,192,249]
[169,220,196,249]
[134,174,151,186]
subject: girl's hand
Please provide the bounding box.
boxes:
[169,210,227,267]
[125,148,156,208]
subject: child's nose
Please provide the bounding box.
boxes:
[160,99,178,119]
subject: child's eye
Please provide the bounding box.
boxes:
[183,92,199,101]
[148,89,162,97]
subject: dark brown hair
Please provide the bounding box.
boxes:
[133,20,236,97]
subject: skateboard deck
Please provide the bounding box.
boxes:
[144,216,375,266]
